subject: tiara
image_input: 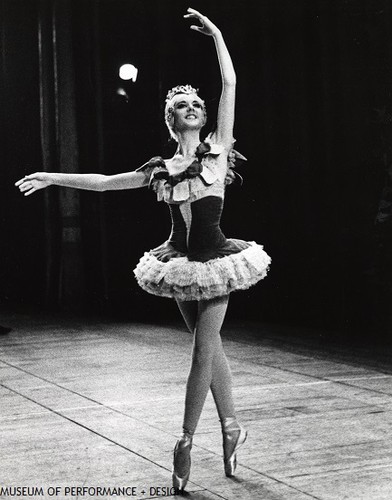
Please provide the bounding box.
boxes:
[165,85,199,102]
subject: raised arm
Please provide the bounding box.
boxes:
[184,7,236,149]
[15,169,148,197]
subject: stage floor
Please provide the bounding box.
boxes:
[1,311,392,499]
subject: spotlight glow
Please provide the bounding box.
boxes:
[119,64,138,82]
[117,88,127,97]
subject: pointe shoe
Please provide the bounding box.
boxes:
[172,432,193,491]
[221,418,248,477]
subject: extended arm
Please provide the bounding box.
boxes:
[184,8,236,148]
[15,169,148,196]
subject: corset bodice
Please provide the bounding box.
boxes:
[168,196,227,262]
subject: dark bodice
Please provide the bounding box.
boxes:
[168,196,227,262]
[141,138,250,264]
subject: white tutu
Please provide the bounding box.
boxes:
[133,241,271,301]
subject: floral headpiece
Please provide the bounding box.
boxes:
[165,84,199,103]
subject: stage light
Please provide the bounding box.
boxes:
[119,64,138,82]
[116,87,129,102]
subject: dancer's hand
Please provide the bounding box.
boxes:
[184,7,220,37]
[15,172,52,196]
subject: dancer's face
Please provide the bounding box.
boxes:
[171,93,206,133]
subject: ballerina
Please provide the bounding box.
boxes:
[16,7,271,491]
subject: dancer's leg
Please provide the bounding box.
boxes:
[176,298,235,421]
[174,296,244,483]
[176,300,198,334]
[210,339,236,419]
[182,295,229,432]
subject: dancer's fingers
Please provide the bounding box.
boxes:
[186,7,203,17]
[15,175,32,187]
[24,187,35,196]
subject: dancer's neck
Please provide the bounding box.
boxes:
[175,130,201,159]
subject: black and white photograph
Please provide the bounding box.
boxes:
[1,0,392,499]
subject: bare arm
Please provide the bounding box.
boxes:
[15,169,148,196]
[184,7,236,149]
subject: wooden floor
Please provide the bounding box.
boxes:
[1,312,392,500]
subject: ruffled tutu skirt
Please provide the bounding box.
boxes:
[133,239,271,301]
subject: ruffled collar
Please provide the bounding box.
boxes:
[195,140,225,159]
[148,158,202,188]
[144,140,225,203]
[140,137,245,202]
[149,140,224,187]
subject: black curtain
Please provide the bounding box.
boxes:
[0,0,46,306]
[1,0,392,337]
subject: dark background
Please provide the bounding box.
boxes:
[1,0,392,340]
